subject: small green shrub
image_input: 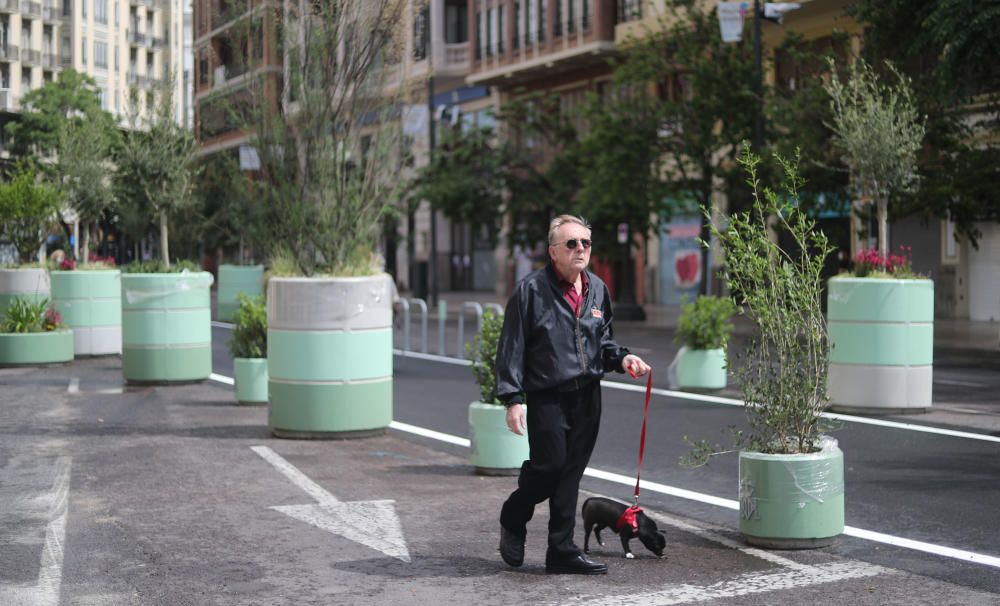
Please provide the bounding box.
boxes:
[467,309,503,405]
[229,293,267,359]
[675,295,736,350]
[120,259,201,273]
[2,297,64,333]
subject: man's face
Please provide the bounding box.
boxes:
[548,222,592,278]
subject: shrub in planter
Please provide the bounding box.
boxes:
[0,297,73,365]
[674,295,736,390]
[689,147,843,548]
[230,293,268,405]
[49,256,121,356]
[467,309,529,475]
[824,58,931,414]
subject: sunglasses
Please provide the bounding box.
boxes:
[555,238,592,250]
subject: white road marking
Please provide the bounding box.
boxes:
[934,379,988,388]
[557,561,888,605]
[210,370,1000,570]
[392,351,1000,444]
[209,373,235,386]
[66,378,79,394]
[0,456,71,606]
[211,321,234,329]
[251,446,411,563]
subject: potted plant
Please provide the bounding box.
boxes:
[49,256,122,356]
[0,166,61,321]
[239,2,405,438]
[823,59,930,414]
[218,264,265,322]
[115,85,209,384]
[230,293,268,405]
[673,295,736,390]
[467,309,529,475]
[694,147,842,548]
[0,297,73,366]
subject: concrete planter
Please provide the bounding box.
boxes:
[0,268,50,321]
[121,272,213,383]
[827,277,934,413]
[677,347,727,390]
[267,274,393,438]
[738,438,844,548]
[234,357,268,405]
[0,329,74,366]
[469,402,529,475]
[217,264,264,322]
[50,270,122,356]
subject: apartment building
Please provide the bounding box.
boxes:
[0,0,185,140]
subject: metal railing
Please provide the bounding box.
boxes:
[0,44,17,61]
[397,298,429,354]
[395,299,503,359]
[20,48,40,65]
[0,0,18,12]
[20,0,40,18]
[41,51,56,68]
[128,30,146,45]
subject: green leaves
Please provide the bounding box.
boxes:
[467,309,504,405]
[229,293,267,359]
[0,166,62,264]
[1,297,58,333]
[675,295,736,350]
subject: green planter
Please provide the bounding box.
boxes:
[469,402,530,475]
[0,268,50,321]
[217,264,264,322]
[121,272,213,383]
[234,357,268,405]
[0,329,74,366]
[827,277,933,413]
[50,270,122,356]
[738,438,844,548]
[677,347,727,390]
[268,275,393,438]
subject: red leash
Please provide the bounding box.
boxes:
[615,370,653,537]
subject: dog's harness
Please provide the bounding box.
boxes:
[614,505,643,537]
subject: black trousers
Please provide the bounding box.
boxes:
[499,381,602,557]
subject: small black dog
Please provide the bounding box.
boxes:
[582,497,667,559]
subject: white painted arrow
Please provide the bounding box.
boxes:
[251,446,411,563]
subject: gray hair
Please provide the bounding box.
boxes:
[548,214,591,245]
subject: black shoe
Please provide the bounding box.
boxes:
[545,552,608,575]
[499,527,525,567]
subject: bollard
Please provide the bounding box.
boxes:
[409,298,428,353]
[438,300,447,356]
[458,302,484,359]
[398,298,411,352]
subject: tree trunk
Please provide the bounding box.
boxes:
[160,210,170,268]
[80,222,89,262]
[877,198,888,258]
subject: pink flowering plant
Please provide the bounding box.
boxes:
[852,245,917,278]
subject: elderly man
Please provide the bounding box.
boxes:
[495,214,651,575]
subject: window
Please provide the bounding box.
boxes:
[61,35,70,61]
[514,1,520,49]
[95,41,107,68]
[98,88,107,109]
[498,6,505,54]
[114,1,118,25]
[487,7,495,56]
[444,0,467,44]
[62,0,71,17]
[81,36,86,63]
[21,67,30,94]
[412,4,428,61]
[96,0,107,24]
[114,44,118,70]
[82,0,87,18]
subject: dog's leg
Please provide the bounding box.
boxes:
[584,522,593,553]
[594,525,605,547]
[620,533,634,559]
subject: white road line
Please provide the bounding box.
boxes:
[251,445,338,504]
[209,373,235,385]
[211,321,234,329]
[934,379,988,388]
[557,561,888,606]
[394,351,1000,444]
[66,378,79,394]
[214,371,1000,570]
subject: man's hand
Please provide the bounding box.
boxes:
[506,404,526,436]
[622,354,651,378]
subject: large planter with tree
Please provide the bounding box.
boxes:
[0,297,73,366]
[239,3,406,438]
[121,265,213,383]
[217,264,264,322]
[824,59,929,414]
[693,148,843,548]
[467,309,529,475]
[0,268,50,322]
[49,261,122,356]
[674,295,735,390]
[231,293,268,405]
[267,275,393,437]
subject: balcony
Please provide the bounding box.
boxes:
[127,70,149,87]
[0,0,16,12]
[0,89,10,111]
[20,0,41,18]
[151,36,167,50]
[128,29,146,45]
[0,44,17,61]
[20,48,40,65]
[440,42,469,74]
[42,2,57,22]
[59,53,71,66]
[42,51,56,68]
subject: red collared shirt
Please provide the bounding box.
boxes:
[556,269,588,317]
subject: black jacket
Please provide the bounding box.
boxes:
[495,263,630,405]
